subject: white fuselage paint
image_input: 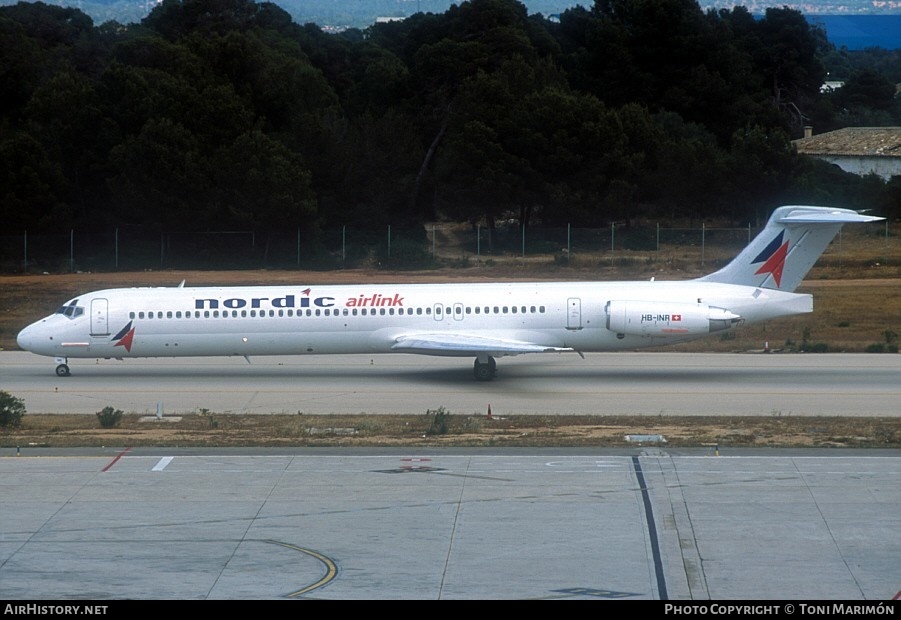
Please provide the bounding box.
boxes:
[16,280,811,360]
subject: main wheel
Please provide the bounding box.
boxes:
[473,358,496,381]
[55,363,71,377]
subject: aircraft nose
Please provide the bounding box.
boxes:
[16,322,43,353]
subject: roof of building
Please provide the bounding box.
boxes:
[793,127,901,158]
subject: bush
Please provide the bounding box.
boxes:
[0,391,26,428]
[96,406,123,428]
[379,237,436,270]
[425,406,450,436]
[865,342,899,353]
[802,342,829,353]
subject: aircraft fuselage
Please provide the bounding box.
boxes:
[16,280,810,361]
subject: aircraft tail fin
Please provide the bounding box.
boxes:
[696,205,883,292]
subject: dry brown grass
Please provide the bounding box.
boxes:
[3,412,901,449]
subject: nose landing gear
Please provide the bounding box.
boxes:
[54,357,70,377]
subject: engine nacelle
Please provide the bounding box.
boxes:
[605,301,742,337]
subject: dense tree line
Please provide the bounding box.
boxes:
[1,0,900,262]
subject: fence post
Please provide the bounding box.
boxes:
[477,224,480,262]
[23,231,27,273]
[567,223,571,265]
[701,222,705,268]
[342,225,346,268]
[115,228,119,270]
[387,225,391,258]
[70,229,74,273]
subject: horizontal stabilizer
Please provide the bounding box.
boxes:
[774,209,883,224]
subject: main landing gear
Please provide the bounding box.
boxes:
[54,357,70,377]
[473,356,497,381]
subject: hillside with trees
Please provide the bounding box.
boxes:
[1,0,899,270]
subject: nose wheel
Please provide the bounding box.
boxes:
[54,357,70,377]
[473,356,497,381]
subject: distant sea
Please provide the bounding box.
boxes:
[806,15,901,50]
[1,2,899,50]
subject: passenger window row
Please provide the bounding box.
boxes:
[128,305,547,320]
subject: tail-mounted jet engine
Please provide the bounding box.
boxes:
[605,300,742,337]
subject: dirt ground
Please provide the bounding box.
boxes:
[4,412,901,450]
[2,250,899,449]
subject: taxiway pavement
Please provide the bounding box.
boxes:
[2,351,900,416]
[0,448,898,600]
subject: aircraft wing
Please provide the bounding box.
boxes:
[391,333,575,356]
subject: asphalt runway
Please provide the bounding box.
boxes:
[0,447,898,600]
[2,351,900,416]
[3,351,900,601]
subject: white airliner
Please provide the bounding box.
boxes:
[16,205,882,380]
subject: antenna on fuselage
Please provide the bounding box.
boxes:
[178,280,185,288]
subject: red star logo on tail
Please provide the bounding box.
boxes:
[754,241,789,288]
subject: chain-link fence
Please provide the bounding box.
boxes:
[1,220,896,273]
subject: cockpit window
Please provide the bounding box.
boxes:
[55,300,84,319]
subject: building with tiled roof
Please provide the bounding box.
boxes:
[792,126,901,180]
